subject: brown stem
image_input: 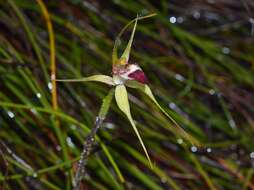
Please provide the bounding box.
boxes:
[73,117,104,190]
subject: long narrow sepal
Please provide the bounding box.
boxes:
[119,18,138,64]
[112,38,120,65]
[112,13,156,66]
[115,85,153,168]
[126,80,200,146]
[56,75,114,86]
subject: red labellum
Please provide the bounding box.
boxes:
[128,70,148,84]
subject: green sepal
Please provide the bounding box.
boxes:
[56,75,114,86]
[115,84,153,168]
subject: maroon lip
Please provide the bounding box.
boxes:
[128,70,148,84]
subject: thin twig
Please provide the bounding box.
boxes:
[73,117,104,190]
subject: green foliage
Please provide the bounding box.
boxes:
[0,0,254,190]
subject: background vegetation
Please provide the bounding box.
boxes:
[0,0,254,189]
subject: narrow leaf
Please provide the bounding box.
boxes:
[126,80,200,146]
[100,143,125,183]
[115,85,153,168]
[56,75,114,86]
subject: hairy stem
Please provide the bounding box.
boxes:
[73,117,104,190]
[73,89,114,190]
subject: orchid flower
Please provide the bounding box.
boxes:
[57,15,198,168]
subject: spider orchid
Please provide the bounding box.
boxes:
[57,15,198,168]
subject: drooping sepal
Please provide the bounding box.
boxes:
[115,84,153,168]
[125,80,200,146]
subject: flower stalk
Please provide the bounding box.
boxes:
[73,117,103,190]
[73,88,114,190]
